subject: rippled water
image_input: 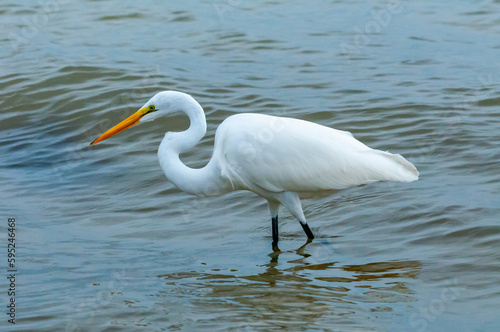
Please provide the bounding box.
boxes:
[1,0,500,331]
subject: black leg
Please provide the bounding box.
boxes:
[301,223,315,240]
[272,216,279,244]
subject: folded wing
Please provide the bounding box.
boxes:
[215,113,419,194]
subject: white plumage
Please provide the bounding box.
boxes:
[91,91,419,242]
[216,113,418,194]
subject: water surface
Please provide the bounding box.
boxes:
[1,0,500,330]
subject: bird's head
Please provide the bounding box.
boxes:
[90,91,187,145]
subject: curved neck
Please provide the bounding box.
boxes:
[157,97,230,197]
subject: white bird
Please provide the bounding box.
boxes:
[91,91,419,243]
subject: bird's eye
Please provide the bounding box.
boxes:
[149,105,155,111]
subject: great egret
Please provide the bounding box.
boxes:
[91,91,418,243]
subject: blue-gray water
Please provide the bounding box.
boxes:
[1,0,499,331]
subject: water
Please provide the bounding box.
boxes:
[1,0,500,330]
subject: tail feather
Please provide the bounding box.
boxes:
[363,150,419,183]
[358,150,419,183]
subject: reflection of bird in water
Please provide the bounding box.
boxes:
[91,91,419,244]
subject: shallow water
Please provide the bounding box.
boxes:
[1,0,500,331]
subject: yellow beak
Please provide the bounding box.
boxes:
[90,107,149,145]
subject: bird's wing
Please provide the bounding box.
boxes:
[214,114,418,194]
